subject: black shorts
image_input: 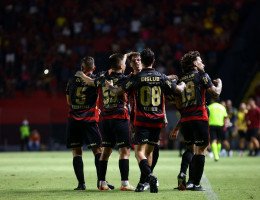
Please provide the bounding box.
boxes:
[209,126,224,142]
[66,118,102,149]
[101,119,131,148]
[180,120,209,146]
[238,130,247,139]
[246,128,259,141]
[133,126,161,146]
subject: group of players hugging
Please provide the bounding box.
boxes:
[65,48,222,193]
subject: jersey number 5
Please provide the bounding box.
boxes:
[75,86,87,105]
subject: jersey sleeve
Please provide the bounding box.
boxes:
[94,76,104,88]
[161,74,177,95]
[66,80,71,95]
[200,72,213,89]
[121,75,137,92]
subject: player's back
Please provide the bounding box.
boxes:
[131,68,174,128]
[178,70,213,122]
[66,74,98,121]
[96,71,129,120]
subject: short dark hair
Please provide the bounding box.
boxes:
[141,48,155,67]
[180,51,200,73]
[109,53,125,69]
[81,56,95,70]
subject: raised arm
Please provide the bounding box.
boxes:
[75,71,95,86]
[105,80,124,95]
[207,78,222,98]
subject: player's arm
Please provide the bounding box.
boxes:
[66,95,71,105]
[167,74,178,81]
[105,80,124,95]
[169,120,181,140]
[75,71,95,86]
[207,78,222,98]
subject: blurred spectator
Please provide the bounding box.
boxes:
[235,102,248,156]
[246,98,260,156]
[19,118,30,151]
[28,129,41,151]
[0,0,255,98]
[225,99,237,156]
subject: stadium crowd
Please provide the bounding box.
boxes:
[0,0,255,98]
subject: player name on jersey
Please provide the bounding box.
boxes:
[141,76,160,82]
[143,106,158,112]
[180,73,195,81]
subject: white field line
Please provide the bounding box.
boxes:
[201,174,219,200]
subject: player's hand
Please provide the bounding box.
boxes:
[167,74,179,81]
[213,78,222,86]
[169,127,179,140]
[176,81,186,93]
[105,80,113,88]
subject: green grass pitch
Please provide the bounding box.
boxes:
[0,151,259,200]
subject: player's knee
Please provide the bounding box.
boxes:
[101,148,112,160]
[72,147,82,156]
[92,146,102,155]
[119,147,130,159]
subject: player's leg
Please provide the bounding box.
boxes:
[176,122,194,190]
[210,126,220,161]
[134,143,151,192]
[66,119,85,190]
[190,121,209,191]
[118,147,135,191]
[150,143,159,173]
[98,147,112,190]
[98,119,114,190]
[112,119,135,191]
[72,147,86,190]
[175,144,194,190]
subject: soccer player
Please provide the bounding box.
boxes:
[108,48,186,193]
[76,53,135,191]
[66,57,103,190]
[127,52,160,191]
[175,51,222,191]
[208,99,229,161]
[168,94,195,191]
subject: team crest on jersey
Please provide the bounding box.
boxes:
[202,76,208,84]
[166,80,172,88]
[125,81,132,89]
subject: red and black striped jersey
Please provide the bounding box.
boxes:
[94,71,129,120]
[122,68,177,128]
[66,74,99,122]
[178,70,213,122]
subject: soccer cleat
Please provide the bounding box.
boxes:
[74,183,86,190]
[149,174,158,193]
[135,183,145,192]
[185,182,194,190]
[192,184,205,191]
[177,173,186,190]
[143,182,150,190]
[120,183,135,191]
[98,181,111,191]
[97,180,114,190]
[107,182,115,190]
